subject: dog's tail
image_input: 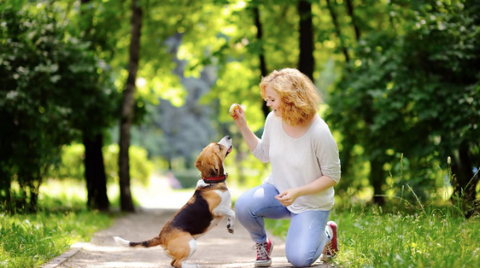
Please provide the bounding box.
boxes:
[113,236,162,248]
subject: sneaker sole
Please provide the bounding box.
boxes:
[254,261,272,267]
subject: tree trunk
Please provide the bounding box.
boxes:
[371,158,385,205]
[387,1,397,34]
[83,133,110,211]
[344,0,360,41]
[119,0,142,212]
[464,168,480,218]
[339,140,354,177]
[80,0,110,212]
[451,143,474,200]
[252,6,270,119]
[450,141,479,218]
[28,184,38,213]
[0,168,12,212]
[297,0,314,81]
[326,0,350,64]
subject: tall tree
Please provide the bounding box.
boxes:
[297,0,314,80]
[83,133,110,211]
[326,0,350,64]
[119,0,142,212]
[344,0,361,41]
[252,5,270,119]
[79,0,110,212]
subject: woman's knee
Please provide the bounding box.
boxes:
[234,192,254,219]
[286,251,315,267]
[235,185,268,214]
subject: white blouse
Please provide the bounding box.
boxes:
[252,112,341,213]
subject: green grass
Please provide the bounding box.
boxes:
[0,180,116,268]
[0,210,113,268]
[266,205,480,268]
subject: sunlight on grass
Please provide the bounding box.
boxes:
[0,208,113,268]
[39,180,88,209]
[129,175,249,209]
[39,175,250,211]
[266,206,480,268]
[333,208,480,267]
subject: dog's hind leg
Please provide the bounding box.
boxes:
[165,234,197,268]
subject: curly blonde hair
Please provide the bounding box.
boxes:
[260,68,321,126]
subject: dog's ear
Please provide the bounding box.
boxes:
[195,153,206,173]
[195,146,224,178]
[195,158,202,170]
[210,154,224,176]
[202,154,223,177]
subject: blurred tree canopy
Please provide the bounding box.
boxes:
[1,0,479,216]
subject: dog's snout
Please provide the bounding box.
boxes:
[219,135,233,150]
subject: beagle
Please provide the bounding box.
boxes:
[114,135,235,268]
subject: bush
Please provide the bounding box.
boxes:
[0,1,118,212]
[47,143,154,186]
[172,169,201,189]
[103,144,154,186]
[47,144,85,181]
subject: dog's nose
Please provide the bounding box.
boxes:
[226,135,231,140]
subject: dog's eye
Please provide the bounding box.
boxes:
[218,144,223,150]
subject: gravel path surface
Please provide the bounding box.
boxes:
[45,207,333,268]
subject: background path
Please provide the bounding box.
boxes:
[43,176,333,268]
[47,207,332,268]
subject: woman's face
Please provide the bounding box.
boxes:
[265,84,282,117]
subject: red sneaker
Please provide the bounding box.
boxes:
[322,221,338,259]
[254,237,273,267]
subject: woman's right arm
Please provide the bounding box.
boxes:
[232,106,259,152]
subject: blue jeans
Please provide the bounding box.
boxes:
[235,183,331,267]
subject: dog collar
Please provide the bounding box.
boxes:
[202,173,228,183]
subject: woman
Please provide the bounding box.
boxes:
[231,68,341,267]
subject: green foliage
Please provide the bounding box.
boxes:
[172,169,200,189]
[47,144,85,181]
[327,0,480,200]
[47,143,154,186]
[0,1,119,212]
[2,0,479,213]
[103,144,154,186]
[0,210,113,268]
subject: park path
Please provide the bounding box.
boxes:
[46,208,334,268]
[42,177,333,268]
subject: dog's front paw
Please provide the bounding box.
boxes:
[227,221,235,234]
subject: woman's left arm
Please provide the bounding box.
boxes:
[276,121,341,207]
[275,176,337,207]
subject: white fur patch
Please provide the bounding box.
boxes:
[196,179,208,188]
[188,239,197,258]
[213,190,232,210]
[113,236,130,247]
[218,136,232,149]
